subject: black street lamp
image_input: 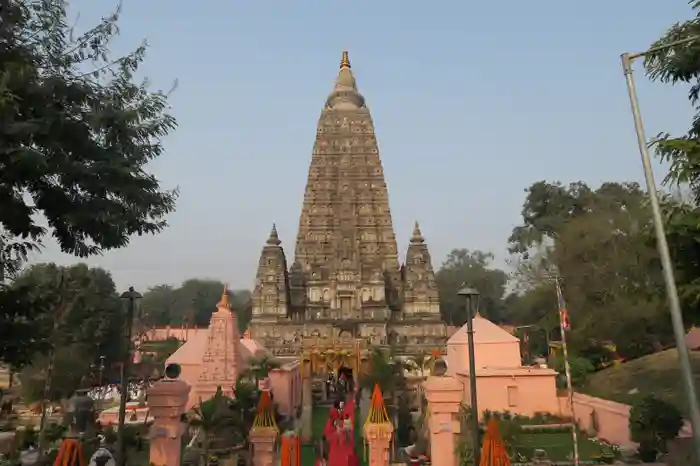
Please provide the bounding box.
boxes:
[116,286,142,466]
[457,285,481,465]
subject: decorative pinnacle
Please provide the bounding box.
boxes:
[340,50,351,70]
[267,223,281,246]
[411,221,424,243]
[218,284,230,309]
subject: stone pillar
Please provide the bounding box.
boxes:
[363,423,393,466]
[250,427,277,466]
[424,375,463,466]
[300,376,313,441]
[147,376,191,466]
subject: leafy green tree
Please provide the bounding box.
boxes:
[629,395,683,460]
[642,4,700,328]
[140,279,252,331]
[11,263,125,400]
[190,388,241,462]
[435,249,509,325]
[0,0,178,267]
[508,181,673,358]
[242,354,281,385]
[0,283,53,371]
[359,349,405,402]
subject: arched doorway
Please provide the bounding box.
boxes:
[337,366,354,393]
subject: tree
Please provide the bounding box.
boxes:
[140,279,252,331]
[242,354,281,385]
[11,263,125,401]
[359,348,405,402]
[435,249,509,325]
[0,283,53,371]
[0,0,178,272]
[508,181,673,358]
[643,4,700,328]
[629,395,683,461]
[190,388,241,463]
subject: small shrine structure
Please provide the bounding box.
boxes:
[165,287,302,415]
[446,313,559,419]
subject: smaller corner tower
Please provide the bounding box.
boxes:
[402,221,440,317]
[251,224,291,323]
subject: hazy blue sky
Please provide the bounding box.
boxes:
[36,1,696,291]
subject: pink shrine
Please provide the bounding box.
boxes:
[446,313,560,419]
[163,287,302,415]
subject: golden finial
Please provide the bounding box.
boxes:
[218,284,230,309]
[340,50,351,70]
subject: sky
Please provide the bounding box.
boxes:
[34,0,697,291]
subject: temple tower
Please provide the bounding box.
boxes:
[402,222,440,317]
[252,224,291,320]
[195,287,243,401]
[248,52,446,357]
[294,51,400,318]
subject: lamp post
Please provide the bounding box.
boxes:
[621,36,700,460]
[457,285,481,465]
[116,286,142,466]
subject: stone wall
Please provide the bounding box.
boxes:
[557,393,692,448]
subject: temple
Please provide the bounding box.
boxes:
[248,51,447,358]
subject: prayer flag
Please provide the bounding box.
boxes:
[556,281,571,331]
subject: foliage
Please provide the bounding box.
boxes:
[242,354,281,385]
[629,395,683,458]
[190,388,243,460]
[0,283,53,370]
[140,280,252,331]
[359,348,405,399]
[455,404,478,466]
[507,181,674,358]
[641,3,700,329]
[548,353,595,388]
[481,410,524,457]
[10,263,126,400]
[228,377,260,439]
[0,0,177,267]
[435,249,509,325]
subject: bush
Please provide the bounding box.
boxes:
[549,354,595,387]
[629,395,683,460]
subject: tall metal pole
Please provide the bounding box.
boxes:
[621,46,700,460]
[555,279,580,466]
[117,287,141,466]
[465,298,480,465]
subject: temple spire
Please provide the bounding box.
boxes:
[267,223,281,246]
[217,284,230,309]
[340,50,351,70]
[411,221,424,244]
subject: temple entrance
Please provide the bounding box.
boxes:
[337,366,354,393]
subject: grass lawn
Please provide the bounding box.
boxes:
[515,432,603,462]
[581,348,700,416]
